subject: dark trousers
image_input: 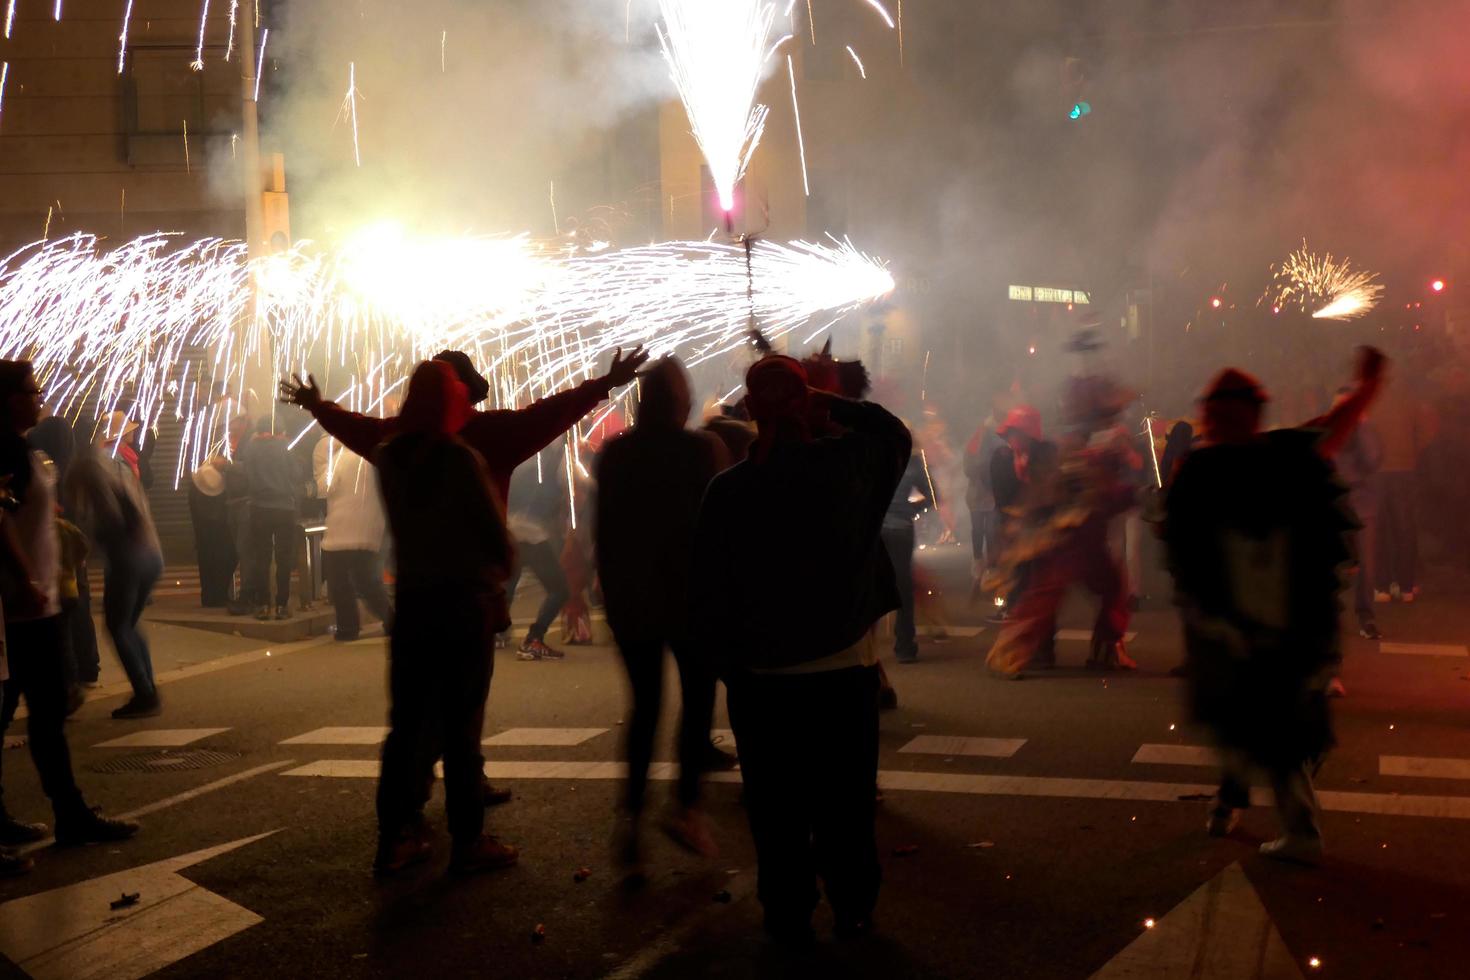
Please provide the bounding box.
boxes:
[1216,749,1321,840]
[881,524,918,660]
[969,507,996,567]
[1375,472,1418,592]
[507,539,568,641]
[0,616,87,822]
[103,549,162,700]
[726,665,881,930]
[246,507,297,607]
[64,571,101,684]
[613,626,716,813]
[323,549,393,640]
[195,518,236,607]
[1350,488,1379,622]
[376,589,494,845]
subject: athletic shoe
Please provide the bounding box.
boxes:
[54,807,140,846]
[254,605,272,621]
[481,781,513,807]
[1206,808,1240,838]
[0,849,33,877]
[373,824,434,876]
[663,807,719,858]
[517,639,565,661]
[1373,591,1392,604]
[1400,590,1417,605]
[111,694,162,720]
[1358,622,1382,640]
[449,835,519,875]
[0,816,48,846]
[494,633,511,650]
[1260,835,1323,866]
[274,604,291,620]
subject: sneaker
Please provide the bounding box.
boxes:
[1206,808,1241,837]
[54,807,140,847]
[275,604,291,620]
[0,849,33,877]
[111,694,162,720]
[373,824,434,876]
[253,605,272,621]
[1259,834,1323,866]
[449,834,519,874]
[1373,590,1392,605]
[1090,640,1137,671]
[1358,622,1382,640]
[0,816,49,846]
[494,633,511,650]
[1326,677,1347,699]
[517,638,564,661]
[481,780,514,807]
[663,807,719,858]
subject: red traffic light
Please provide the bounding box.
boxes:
[1431,279,1446,293]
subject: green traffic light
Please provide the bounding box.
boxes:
[1069,101,1092,120]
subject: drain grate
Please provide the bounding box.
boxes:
[89,749,242,774]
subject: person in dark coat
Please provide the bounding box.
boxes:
[690,354,910,942]
[881,449,932,664]
[188,461,236,608]
[596,357,729,871]
[1163,347,1385,865]
[372,360,518,876]
[237,418,305,620]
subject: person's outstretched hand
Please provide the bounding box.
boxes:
[1355,345,1387,387]
[279,373,323,411]
[603,346,650,389]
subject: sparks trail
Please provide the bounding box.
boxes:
[1266,242,1384,321]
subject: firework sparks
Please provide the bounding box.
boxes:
[342,62,362,167]
[0,62,8,129]
[787,54,809,196]
[4,1,14,40]
[0,231,893,479]
[657,0,776,215]
[182,119,191,173]
[859,0,896,30]
[1268,243,1384,321]
[226,0,239,60]
[253,28,268,101]
[845,45,867,78]
[118,0,135,74]
[192,0,212,71]
[54,0,61,21]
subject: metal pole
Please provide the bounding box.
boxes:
[238,18,265,258]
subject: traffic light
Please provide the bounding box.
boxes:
[1069,101,1092,120]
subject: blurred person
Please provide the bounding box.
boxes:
[320,442,391,643]
[67,411,164,719]
[0,360,139,852]
[984,405,1048,624]
[28,415,100,689]
[220,415,254,615]
[372,360,518,876]
[504,450,572,660]
[1371,383,1434,602]
[691,354,909,942]
[239,417,304,620]
[54,515,89,715]
[963,406,1002,600]
[596,357,729,873]
[1163,348,1385,865]
[882,444,933,666]
[1333,390,1384,643]
[188,458,235,607]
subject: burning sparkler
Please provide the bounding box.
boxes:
[1267,243,1384,321]
[657,0,776,217]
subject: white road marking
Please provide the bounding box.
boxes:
[710,728,736,747]
[1056,629,1139,643]
[1380,755,1470,780]
[280,726,387,745]
[481,727,609,746]
[94,728,232,749]
[281,760,1470,820]
[1379,642,1468,657]
[0,832,279,980]
[1132,744,1220,767]
[1089,862,1303,980]
[899,735,1026,758]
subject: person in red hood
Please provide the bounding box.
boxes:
[370,360,519,876]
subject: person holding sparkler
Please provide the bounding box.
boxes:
[1163,347,1385,864]
[690,353,909,942]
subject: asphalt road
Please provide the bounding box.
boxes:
[2,548,1469,980]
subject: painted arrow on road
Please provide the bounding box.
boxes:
[0,831,279,980]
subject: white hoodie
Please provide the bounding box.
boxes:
[322,445,386,553]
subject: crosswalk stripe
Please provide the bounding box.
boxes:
[481,727,609,747]
[899,735,1026,758]
[94,728,231,749]
[1131,744,1219,767]
[1379,642,1468,657]
[1380,755,1470,780]
[279,760,1470,820]
[279,727,387,745]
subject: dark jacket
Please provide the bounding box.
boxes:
[690,397,911,671]
[239,433,302,513]
[884,451,932,530]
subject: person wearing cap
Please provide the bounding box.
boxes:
[690,353,910,942]
[1163,347,1385,864]
[65,410,165,719]
[188,459,235,608]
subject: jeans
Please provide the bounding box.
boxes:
[0,616,88,823]
[613,627,716,813]
[506,539,568,641]
[1215,748,1321,841]
[376,588,495,846]
[880,523,918,660]
[726,665,881,931]
[246,506,298,607]
[323,549,393,639]
[1375,472,1418,592]
[103,548,163,700]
